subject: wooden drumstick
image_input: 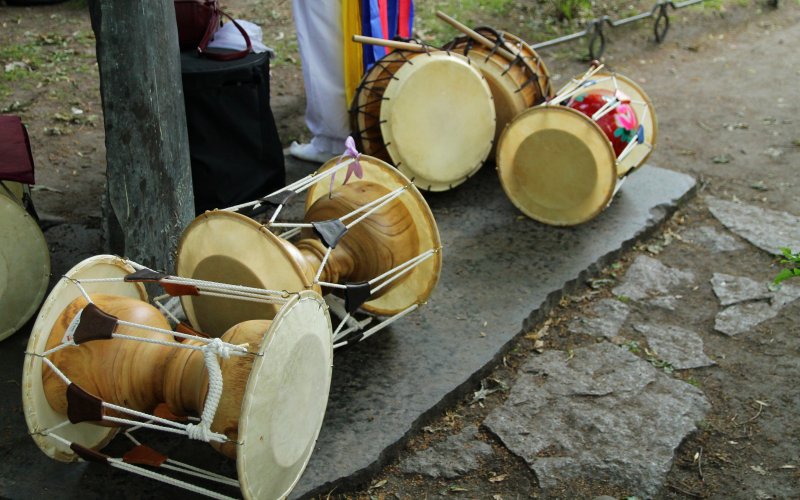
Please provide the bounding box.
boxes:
[436,11,544,83]
[435,11,517,61]
[352,34,427,53]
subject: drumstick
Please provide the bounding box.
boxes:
[435,11,517,61]
[352,35,427,53]
[436,10,545,86]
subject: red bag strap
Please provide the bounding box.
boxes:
[197,8,253,61]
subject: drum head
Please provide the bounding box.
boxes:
[22,255,145,461]
[591,72,658,176]
[380,52,495,192]
[0,180,25,205]
[306,155,442,316]
[237,290,332,500]
[497,106,617,226]
[176,211,311,337]
[0,195,50,341]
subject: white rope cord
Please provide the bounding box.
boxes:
[158,461,240,488]
[268,222,313,229]
[313,246,334,284]
[46,429,236,499]
[591,96,621,121]
[109,459,236,500]
[336,184,401,223]
[112,328,249,358]
[331,311,351,338]
[550,65,606,103]
[37,419,71,436]
[153,296,182,325]
[192,289,287,305]
[333,303,420,349]
[611,177,627,200]
[186,338,228,443]
[159,276,289,298]
[277,226,302,240]
[342,186,409,229]
[368,248,437,289]
[122,425,238,487]
[331,315,374,344]
[370,253,433,296]
[102,402,194,431]
[39,341,73,358]
[41,356,71,385]
[616,136,642,164]
[65,277,93,304]
[317,281,347,290]
[222,157,354,213]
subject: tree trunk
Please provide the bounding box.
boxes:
[88,1,194,273]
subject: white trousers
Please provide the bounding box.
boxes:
[292,0,350,156]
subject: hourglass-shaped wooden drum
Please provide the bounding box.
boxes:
[176,155,442,338]
[23,255,333,499]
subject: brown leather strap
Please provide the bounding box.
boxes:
[66,383,104,424]
[198,9,252,61]
[175,321,209,340]
[123,444,168,467]
[73,303,118,344]
[162,282,200,297]
[71,443,109,464]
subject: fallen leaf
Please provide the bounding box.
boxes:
[369,479,387,490]
[712,154,731,164]
[750,465,768,475]
[488,473,508,483]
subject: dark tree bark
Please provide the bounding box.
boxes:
[88,1,194,272]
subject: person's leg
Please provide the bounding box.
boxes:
[291,0,350,161]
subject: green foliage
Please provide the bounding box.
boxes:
[414,0,515,46]
[553,0,593,20]
[774,247,800,284]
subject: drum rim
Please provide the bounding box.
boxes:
[591,71,658,176]
[378,51,495,192]
[0,195,50,341]
[237,290,333,499]
[305,154,443,316]
[176,210,313,337]
[22,255,145,462]
[447,30,554,103]
[350,49,411,160]
[497,105,618,226]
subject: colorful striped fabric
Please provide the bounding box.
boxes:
[343,0,414,106]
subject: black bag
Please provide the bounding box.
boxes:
[181,51,285,214]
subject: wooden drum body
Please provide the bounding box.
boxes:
[497,69,657,226]
[351,49,495,191]
[445,28,553,153]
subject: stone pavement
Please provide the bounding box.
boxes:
[394,195,800,498]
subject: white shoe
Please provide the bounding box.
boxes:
[288,141,332,163]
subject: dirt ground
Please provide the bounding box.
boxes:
[2,0,799,498]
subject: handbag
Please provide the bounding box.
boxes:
[174,0,252,61]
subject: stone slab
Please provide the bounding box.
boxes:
[633,322,716,369]
[681,225,746,253]
[612,254,695,301]
[0,163,695,499]
[397,425,493,479]
[707,197,800,256]
[484,343,709,497]
[568,298,630,339]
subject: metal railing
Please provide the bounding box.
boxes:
[530,0,707,59]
